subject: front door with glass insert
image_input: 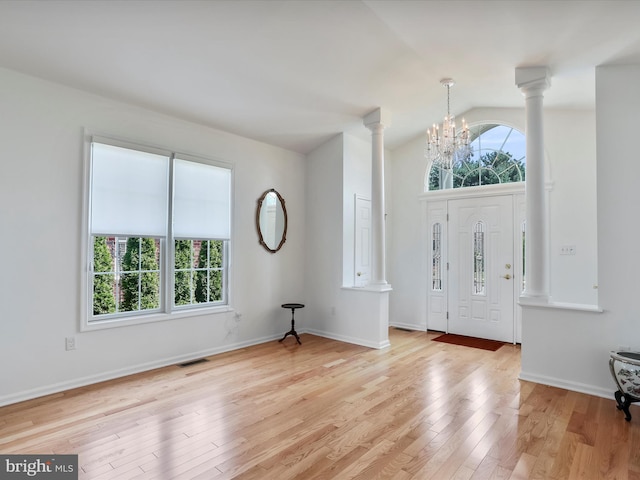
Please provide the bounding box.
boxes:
[448,195,515,342]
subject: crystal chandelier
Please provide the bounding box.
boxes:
[425,78,471,170]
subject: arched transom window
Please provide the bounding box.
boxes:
[426,124,526,191]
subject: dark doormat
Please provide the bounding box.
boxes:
[432,333,505,351]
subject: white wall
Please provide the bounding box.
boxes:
[388,106,598,332]
[304,134,345,333]
[596,65,640,352]
[342,133,372,286]
[546,110,599,304]
[522,64,640,398]
[0,68,306,405]
[386,130,427,330]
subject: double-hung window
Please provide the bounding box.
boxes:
[86,137,231,326]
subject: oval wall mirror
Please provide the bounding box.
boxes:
[256,188,287,253]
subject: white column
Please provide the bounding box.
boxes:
[363,108,391,287]
[516,67,550,303]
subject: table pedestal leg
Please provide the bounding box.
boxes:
[279,308,301,344]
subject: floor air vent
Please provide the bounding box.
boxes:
[178,358,209,368]
[394,327,413,332]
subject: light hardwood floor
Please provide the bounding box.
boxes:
[1,329,637,479]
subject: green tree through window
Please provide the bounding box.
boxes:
[195,240,223,303]
[427,124,525,191]
[174,239,193,306]
[173,239,224,307]
[429,150,525,190]
[92,236,116,315]
[121,237,160,312]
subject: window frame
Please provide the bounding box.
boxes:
[80,133,233,331]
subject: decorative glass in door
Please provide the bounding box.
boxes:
[432,223,442,291]
[473,221,485,295]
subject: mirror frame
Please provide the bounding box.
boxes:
[256,188,288,253]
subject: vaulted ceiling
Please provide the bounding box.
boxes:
[1,0,639,153]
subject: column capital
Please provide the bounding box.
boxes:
[515,66,551,95]
[363,108,392,130]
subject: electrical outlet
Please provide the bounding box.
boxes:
[65,336,76,351]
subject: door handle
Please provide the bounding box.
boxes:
[501,274,512,280]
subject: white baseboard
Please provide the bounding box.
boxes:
[519,370,615,400]
[0,333,283,408]
[305,328,390,349]
[389,322,426,332]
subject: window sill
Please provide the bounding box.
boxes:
[518,297,602,313]
[81,305,234,332]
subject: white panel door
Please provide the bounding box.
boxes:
[354,196,371,287]
[448,195,515,342]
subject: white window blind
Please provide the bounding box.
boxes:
[90,142,169,236]
[173,158,231,239]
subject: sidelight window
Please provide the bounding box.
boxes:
[432,223,442,291]
[473,221,485,295]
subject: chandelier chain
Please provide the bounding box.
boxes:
[425,78,471,172]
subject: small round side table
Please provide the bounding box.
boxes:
[279,303,304,344]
